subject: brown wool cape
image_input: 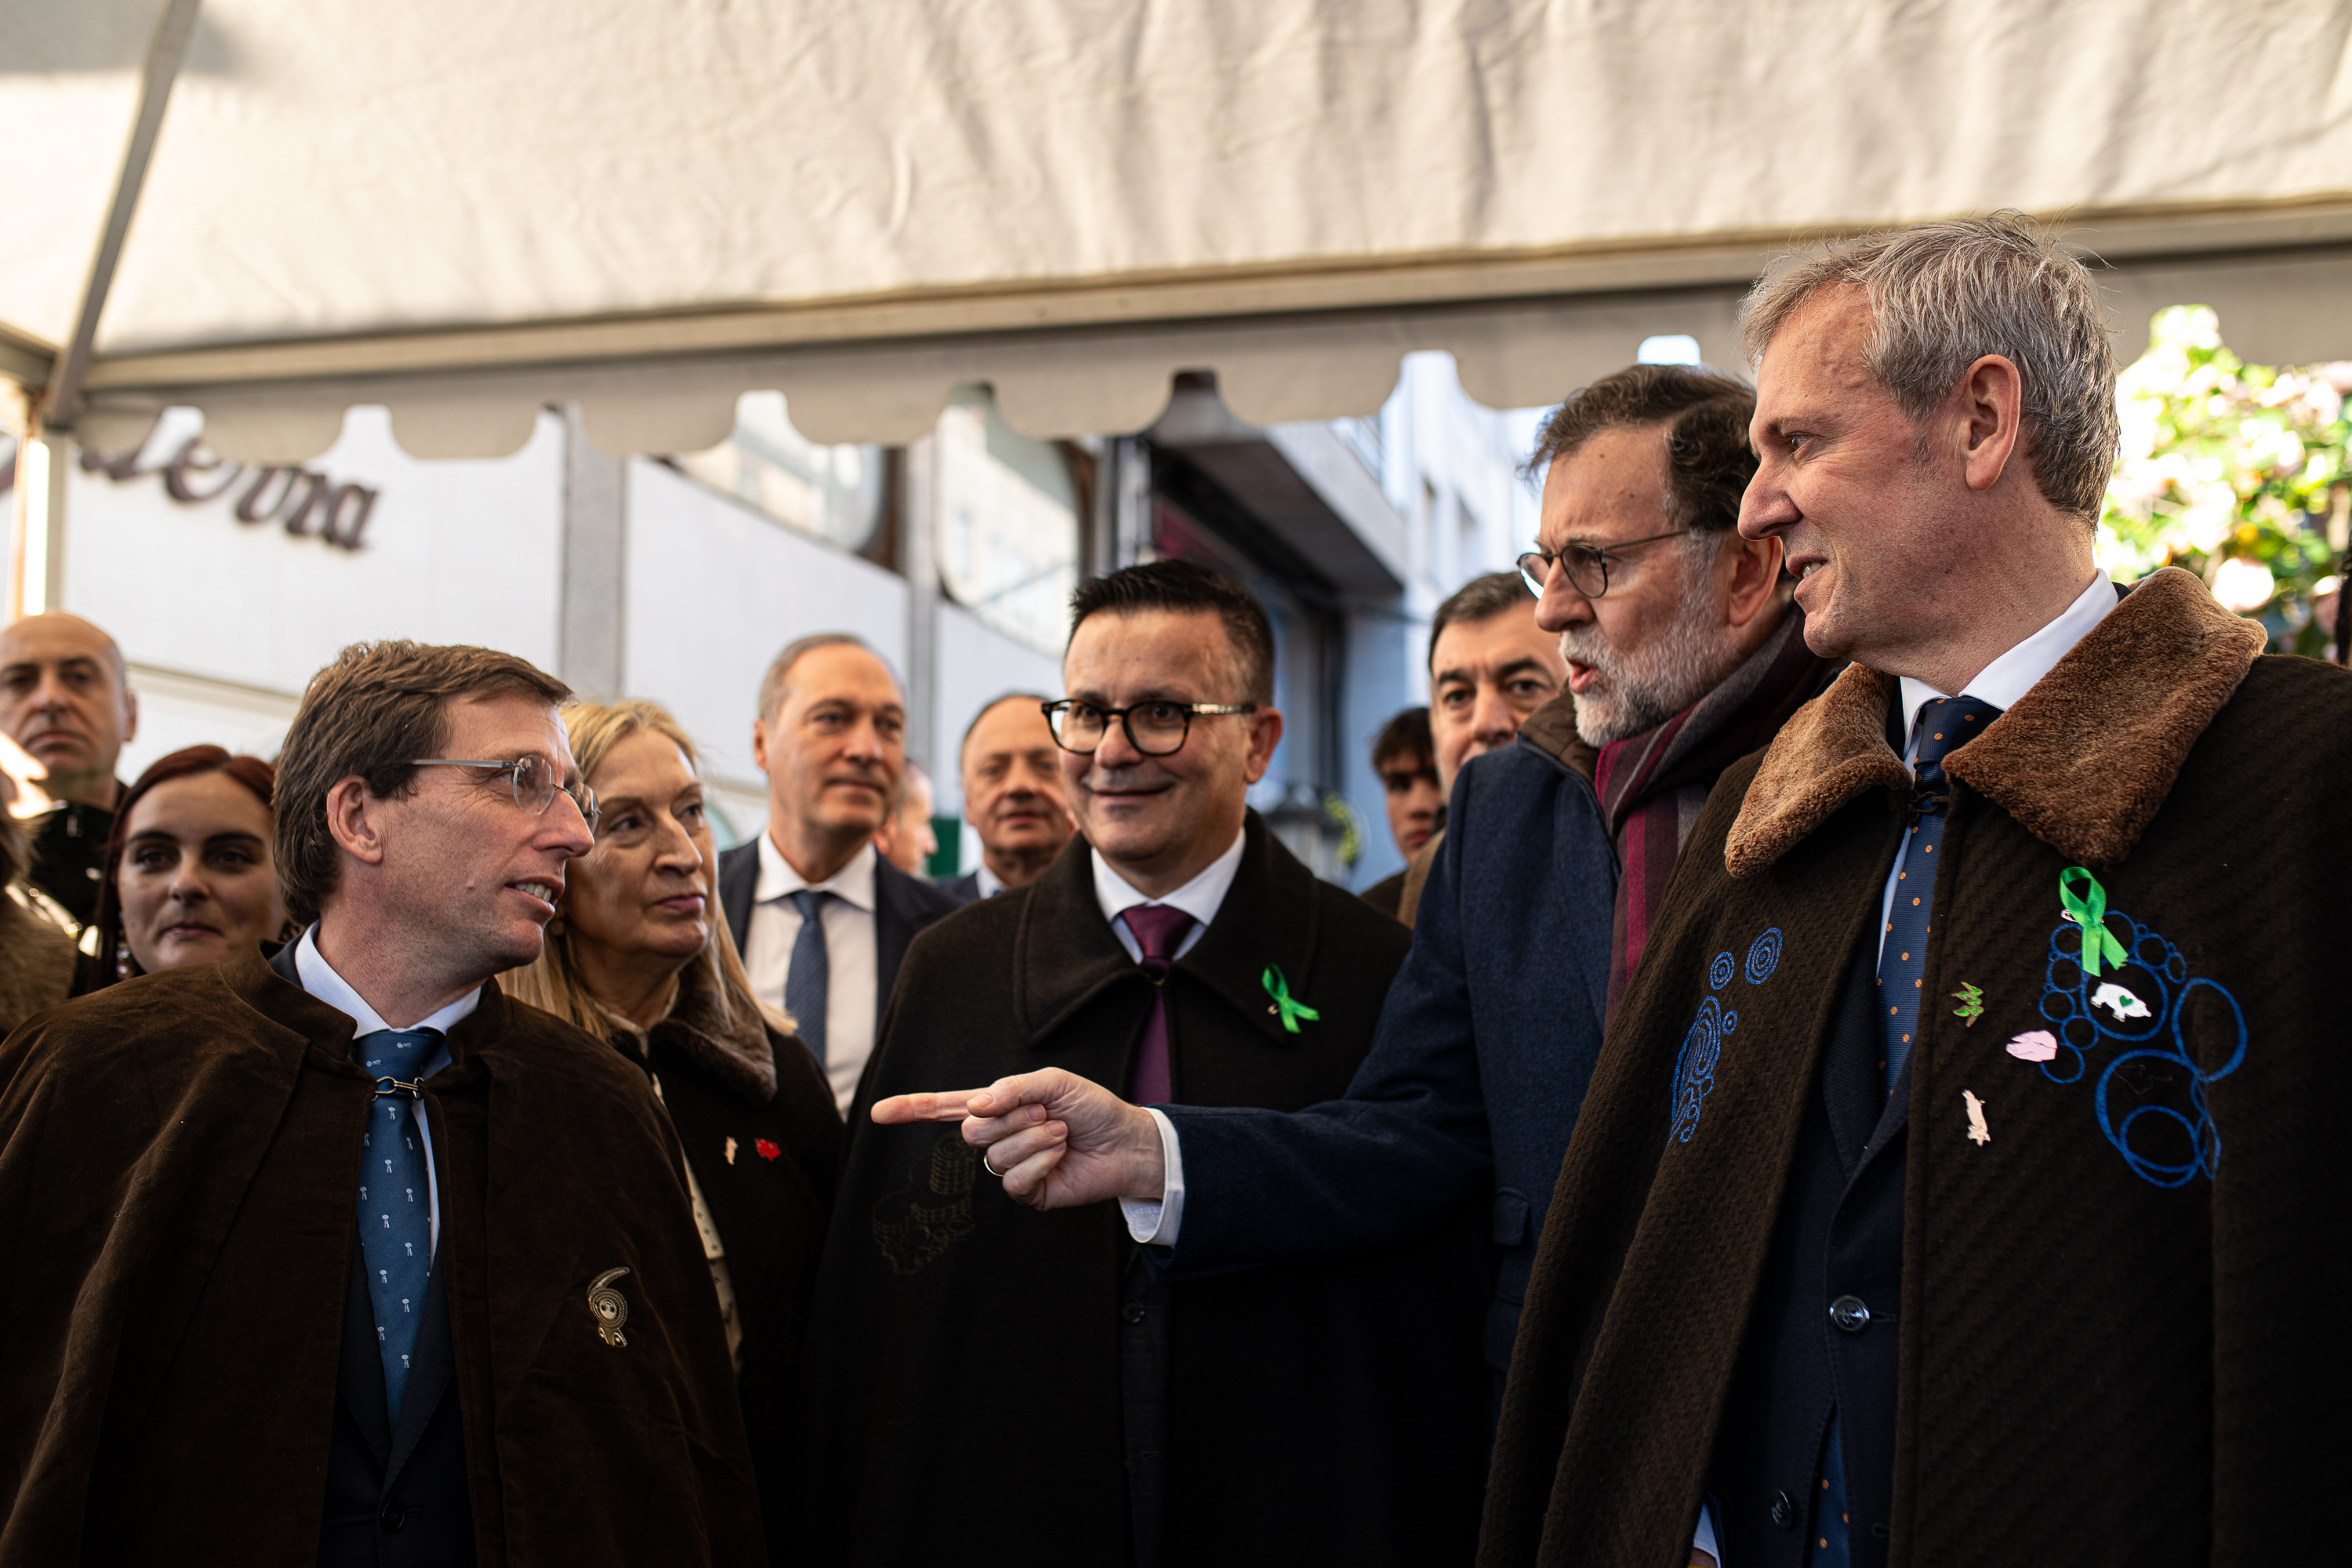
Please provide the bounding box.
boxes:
[1482,570,2350,1566]
[0,946,763,1565]
[794,812,1492,1567]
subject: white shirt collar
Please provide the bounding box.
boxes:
[974,861,1007,899]
[754,829,878,913]
[1896,572,2118,754]
[1091,826,1247,932]
[294,924,482,1036]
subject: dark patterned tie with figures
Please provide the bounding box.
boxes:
[1877,695,2004,1097]
[1121,904,1197,1105]
[354,1027,440,1421]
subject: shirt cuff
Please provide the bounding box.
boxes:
[1117,1107,1185,1247]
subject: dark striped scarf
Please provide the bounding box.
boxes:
[1593,611,1830,1022]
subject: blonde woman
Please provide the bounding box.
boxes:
[503,699,838,1552]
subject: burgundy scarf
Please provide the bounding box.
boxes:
[1593,612,1829,1022]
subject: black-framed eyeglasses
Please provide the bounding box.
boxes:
[1516,529,1696,600]
[408,755,601,836]
[1041,699,1256,757]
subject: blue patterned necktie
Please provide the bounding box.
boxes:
[785,889,832,1066]
[355,1027,441,1421]
[1878,695,2003,1096]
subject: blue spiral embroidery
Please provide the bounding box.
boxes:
[2035,902,2246,1187]
[1670,927,1781,1144]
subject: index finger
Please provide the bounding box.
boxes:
[869,1090,985,1124]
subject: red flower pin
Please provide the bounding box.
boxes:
[755,1138,781,1162]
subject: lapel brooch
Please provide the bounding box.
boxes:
[1261,965,1320,1033]
[587,1267,631,1347]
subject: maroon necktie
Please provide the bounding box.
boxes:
[1120,904,1196,1105]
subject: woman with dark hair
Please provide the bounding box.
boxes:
[78,744,285,992]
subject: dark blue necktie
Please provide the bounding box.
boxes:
[355,1027,440,1421]
[1878,695,2003,1095]
[786,889,831,1066]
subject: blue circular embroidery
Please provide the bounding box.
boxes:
[1669,996,1732,1144]
[2036,902,2245,1187]
[1669,927,1781,1145]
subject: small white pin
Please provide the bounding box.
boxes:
[724,1136,739,1165]
[1963,1091,1991,1145]
[2091,982,2150,1022]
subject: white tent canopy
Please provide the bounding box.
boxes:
[5,0,2350,461]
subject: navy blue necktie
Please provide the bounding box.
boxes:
[786,889,831,1066]
[354,1027,440,1421]
[1878,695,2003,1095]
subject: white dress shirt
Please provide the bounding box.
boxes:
[1100,827,1247,1247]
[744,833,880,1115]
[1876,572,2117,960]
[973,862,1007,899]
[294,924,476,1256]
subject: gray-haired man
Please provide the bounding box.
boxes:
[1484,213,2344,1566]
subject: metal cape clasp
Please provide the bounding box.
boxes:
[587,1268,632,1347]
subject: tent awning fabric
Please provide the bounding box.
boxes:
[5,0,2351,460]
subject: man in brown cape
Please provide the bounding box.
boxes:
[803,561,1488,1565]
[0,641,762,1566]
[1483,215,2346,1566]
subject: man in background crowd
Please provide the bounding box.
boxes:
[916,365,1822,1426]
[1387,572,1570,923]
[719,633,960,1115]
[874,760,938,875]
[0,641,760,1563]
[1359,706,1439,918]
[939,691,1074,905]
[825,561,1487,1566]
[0,611,136,929]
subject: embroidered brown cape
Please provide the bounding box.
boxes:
[1481,570,2349,1564]
[0,946,763,1565]
[793,812,1490,1566]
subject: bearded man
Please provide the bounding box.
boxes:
[879,364,1835,1431]
[1483,215,2345,1567]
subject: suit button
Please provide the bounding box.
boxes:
[379,1503,408,1534]
[1768,1490,1795,1529]
[1829,1294,1872,1333]
[1121,1302,1147,1324]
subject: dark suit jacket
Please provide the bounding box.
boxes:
[794,815,1488,1566]
[937,869,984,906]
[717,839,962,1033]
[1161,699,1617,1380]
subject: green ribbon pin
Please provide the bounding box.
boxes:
[2058,866,2129,977]
[1261,965,1320,1034]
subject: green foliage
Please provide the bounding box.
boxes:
[2099,306,2352,655]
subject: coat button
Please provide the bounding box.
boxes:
[1768,1490,1795,1528]
[379,1503,408,1534]
[1828,1294,1872,1333]
[1121,1302,1147,1324]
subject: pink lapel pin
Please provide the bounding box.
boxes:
[2005,1029,2059,1062]
[1963,1091,1991,1145]
[724,1136,739,1165]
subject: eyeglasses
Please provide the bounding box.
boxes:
[1516,530,1696,600]
[1041,699,1256,757]
[408,755,601,835]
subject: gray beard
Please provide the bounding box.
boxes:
[1561,556,1750,746]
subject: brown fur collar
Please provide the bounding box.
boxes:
[640,958,779,1105]
[1725,568,2265,878]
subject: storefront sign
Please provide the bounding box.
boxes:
[80,438,379,551]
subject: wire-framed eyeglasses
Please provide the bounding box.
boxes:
[408,754,601,835]
[1516,529,1697,600]
[1041,699,1256,757]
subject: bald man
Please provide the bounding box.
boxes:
[940,693,1074,905]
[0,612,138,928]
